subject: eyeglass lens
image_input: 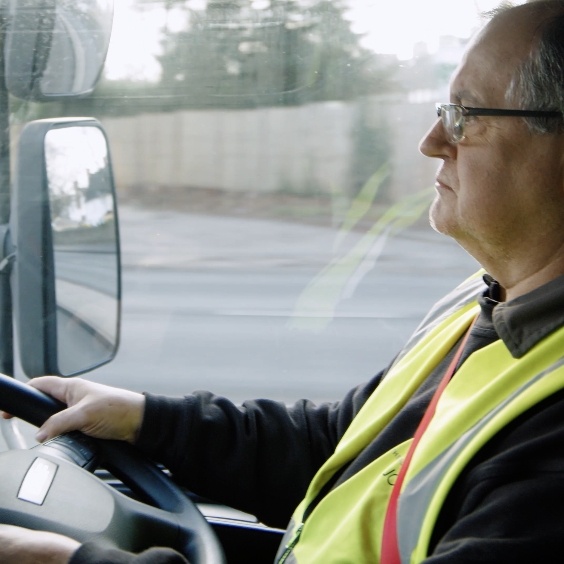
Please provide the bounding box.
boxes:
[441,105,465,143]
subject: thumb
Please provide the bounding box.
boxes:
[30,377,90,442]
[28,376,75,405]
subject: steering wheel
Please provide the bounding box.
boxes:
[0,373,226,563]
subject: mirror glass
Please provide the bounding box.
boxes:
[5,0,114,99]
[44,126,119,376]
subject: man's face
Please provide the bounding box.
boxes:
[419,13,564,267]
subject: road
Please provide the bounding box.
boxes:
[83,205,479,404]
[3,204,479,449]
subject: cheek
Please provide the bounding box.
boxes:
[457,162,497,209]
[454,161,513,231]
[460,154,563,235]
[449,130,564,245]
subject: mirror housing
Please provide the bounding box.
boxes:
[13,118,121,377]
[4,0,114,100]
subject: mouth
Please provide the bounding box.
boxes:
[435,178,453,192]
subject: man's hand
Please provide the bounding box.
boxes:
[2,377,146,444]
[0,524,80,564]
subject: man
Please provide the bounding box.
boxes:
[4,1,564,562]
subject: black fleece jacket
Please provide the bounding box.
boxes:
[71,275,564,563]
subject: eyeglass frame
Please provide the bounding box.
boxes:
[435,103,561,144]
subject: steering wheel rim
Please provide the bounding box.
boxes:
[0,373,226,563]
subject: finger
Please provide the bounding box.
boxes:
[35,404,89,443]
[1,411,13,420]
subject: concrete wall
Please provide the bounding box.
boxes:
[101,98,437,203]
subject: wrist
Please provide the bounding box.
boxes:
[126,392,146,444]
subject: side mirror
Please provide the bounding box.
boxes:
[4,0,114,100]
[13,118,121,377]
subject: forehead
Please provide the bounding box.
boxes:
[449,10,538,105]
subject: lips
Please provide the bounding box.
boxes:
[435,178,454,192]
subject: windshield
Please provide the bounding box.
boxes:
[7,0,518,405]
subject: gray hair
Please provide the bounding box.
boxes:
[503,1,564,133]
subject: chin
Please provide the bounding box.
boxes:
[429,198,462,237]
[429,202,448,235]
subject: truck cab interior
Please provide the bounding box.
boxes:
[0,0,512,561]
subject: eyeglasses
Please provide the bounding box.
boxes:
[435,103,561,144]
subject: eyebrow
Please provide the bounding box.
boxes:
[451,90,484,106]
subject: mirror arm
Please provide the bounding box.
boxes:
[0,225,14,376]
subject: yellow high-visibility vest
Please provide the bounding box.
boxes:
[276,272,564,563]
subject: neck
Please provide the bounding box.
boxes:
[459,240,564,303]
[497,266,564,302]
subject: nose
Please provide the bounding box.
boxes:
[419,118,456,160]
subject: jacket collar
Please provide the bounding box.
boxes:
[483,274,564,358]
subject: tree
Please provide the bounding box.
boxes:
[154,0,398,109]
[24,0,400,116]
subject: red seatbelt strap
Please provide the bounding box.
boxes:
[381,317,477,564]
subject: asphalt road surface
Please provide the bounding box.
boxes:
[3,204,479,449]
[85,205,479,403]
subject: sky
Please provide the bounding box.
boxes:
[104,0,526,81]
[346,0,528,59]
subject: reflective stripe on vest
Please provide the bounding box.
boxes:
[276,272,564,563]
[398,353,564,562]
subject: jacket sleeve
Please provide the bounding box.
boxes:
[134,372,383,528]
[70,543,188,564]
